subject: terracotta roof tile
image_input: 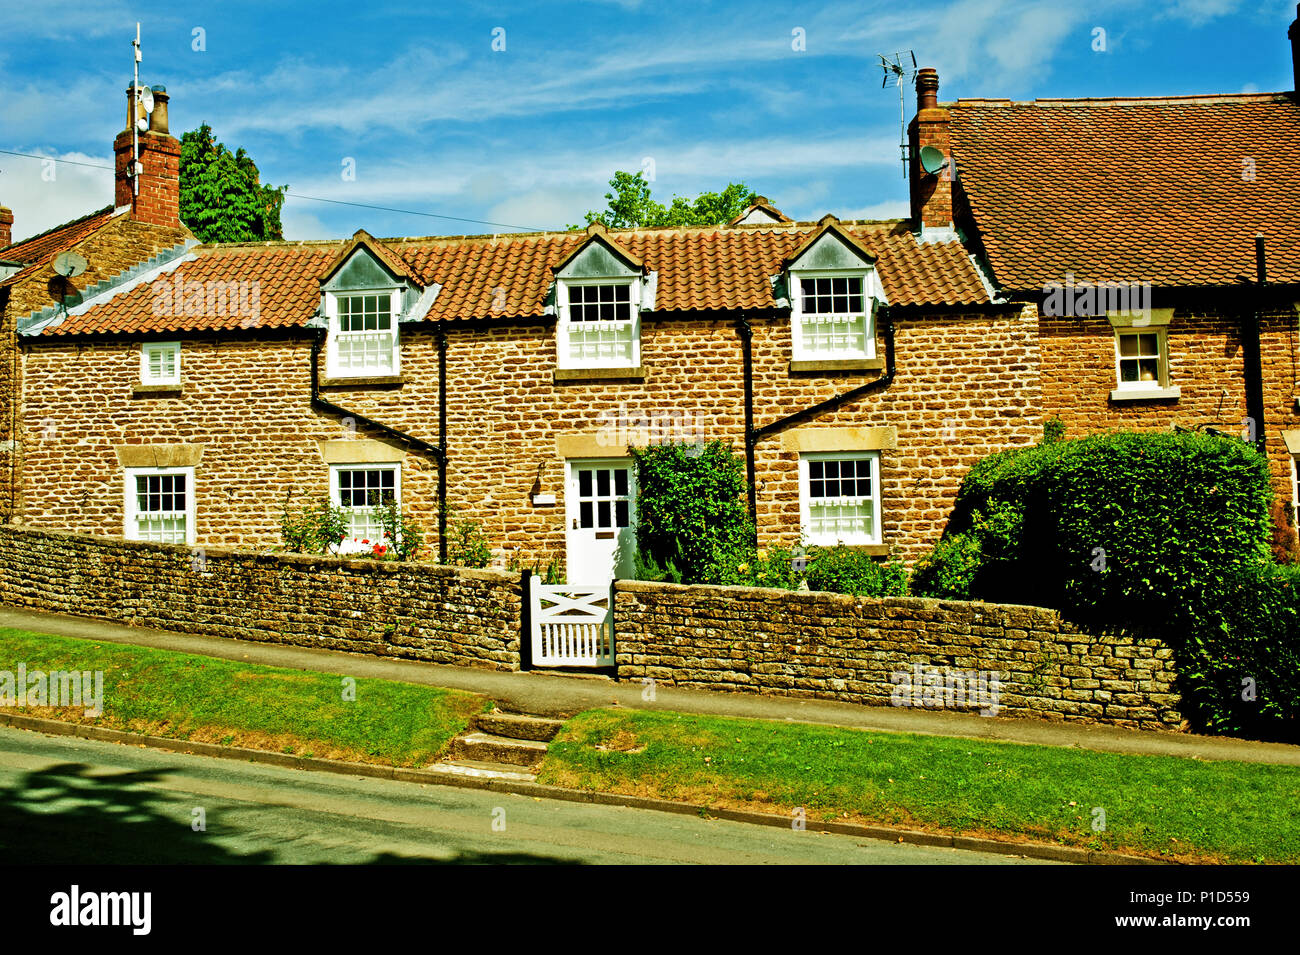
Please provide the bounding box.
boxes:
[1,205,116,288]
[37,219,992,337]
[948,92,1300,291]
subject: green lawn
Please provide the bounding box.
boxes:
[538,708,1300,864]
[0,628,486,767]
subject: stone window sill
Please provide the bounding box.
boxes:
[808,542,891,557]
[132,383,183,398]
[1109,385,1180,402]
[554,366,647,383]
[789,357,884,374]
[319,375,405,389]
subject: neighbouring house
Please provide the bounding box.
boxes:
[927,8,1300,527]
[4,9,1299,586]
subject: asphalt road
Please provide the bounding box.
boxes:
[0,726,1054,865]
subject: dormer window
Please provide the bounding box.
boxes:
[553,226,646,371]
[784,218,880,365]
[328,290,400,377]
[559,279,640,367]
[318,231,420,381]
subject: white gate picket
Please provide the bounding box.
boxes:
[529,578,614,667]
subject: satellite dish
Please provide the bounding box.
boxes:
[52,251,88,278]
[919,145,949,175]
[138,86,154,113]
[136,116,149,132]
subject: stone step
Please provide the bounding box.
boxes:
[474,711,565,742]
[450,731,548,767]
[428,759,537,782]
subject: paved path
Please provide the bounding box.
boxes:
[3,606,1298,766]
[0,726,1052,865]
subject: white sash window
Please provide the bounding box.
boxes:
[558,280,640,368]
[327,290,400,377]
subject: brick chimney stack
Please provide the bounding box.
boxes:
[908,67,953,234]
[113,83,181,227]
[0,205,12,248]
[1289,4,1300,91]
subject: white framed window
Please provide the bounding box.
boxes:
[557,278,641,368]
[1108,311,1179,400]
[140,341,181,386]
[791,271,874,361]
[330,463,400,552]
[124,466,195,545]
[799,451,881,546]
[325,289,401,377]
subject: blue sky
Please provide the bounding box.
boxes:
[2,0,1297,243]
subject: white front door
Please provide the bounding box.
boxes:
[565,458,636,582]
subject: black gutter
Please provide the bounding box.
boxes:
[436,323,449,562]
[751,305,897,444]
[308,327,444,461]
[735,313,757,521]
[1244,237,1267,454]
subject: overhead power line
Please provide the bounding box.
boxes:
[0,148,545,232]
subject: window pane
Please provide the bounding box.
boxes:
[615,500,629,527]
[580,501,593,528]
[614,469,628,496]
[579,470,592,497]
[597,500,611,528]
[596,470,610,496]
[1118,334,1139,357]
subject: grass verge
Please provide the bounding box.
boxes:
[537,708,1300,864]
[0,627,486,767]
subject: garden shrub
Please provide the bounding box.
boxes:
[631,440,753,584]
[803,545,909,597]
[912,430,1300,739]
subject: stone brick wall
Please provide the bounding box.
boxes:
[614,579,1183,730]
[11,305,1039,572]
[0,526,1183,728]
[0,215,193,525]
[0,524,520,669]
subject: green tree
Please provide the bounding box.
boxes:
[570,171,756,230]
[179,125,287,243]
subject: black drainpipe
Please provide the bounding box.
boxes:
[751,305,897,445]
[735,313,757,522]
[1244,237,1267,454]
[308,326,444,473]
[436,323,449,562]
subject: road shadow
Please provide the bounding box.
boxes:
[0,762,583,865]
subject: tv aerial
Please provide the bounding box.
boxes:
[877,50,918,180]
[128,23,153,190]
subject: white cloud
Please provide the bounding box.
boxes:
[1,151,113,243]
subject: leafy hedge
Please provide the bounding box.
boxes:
[913,431,1298,739]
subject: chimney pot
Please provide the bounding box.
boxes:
[0,205,13,248]
[917,68,940,111]
[148,85,169,134]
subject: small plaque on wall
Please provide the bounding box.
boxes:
[531,493,557,506]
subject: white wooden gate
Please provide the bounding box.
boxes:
[528,577,615,667]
